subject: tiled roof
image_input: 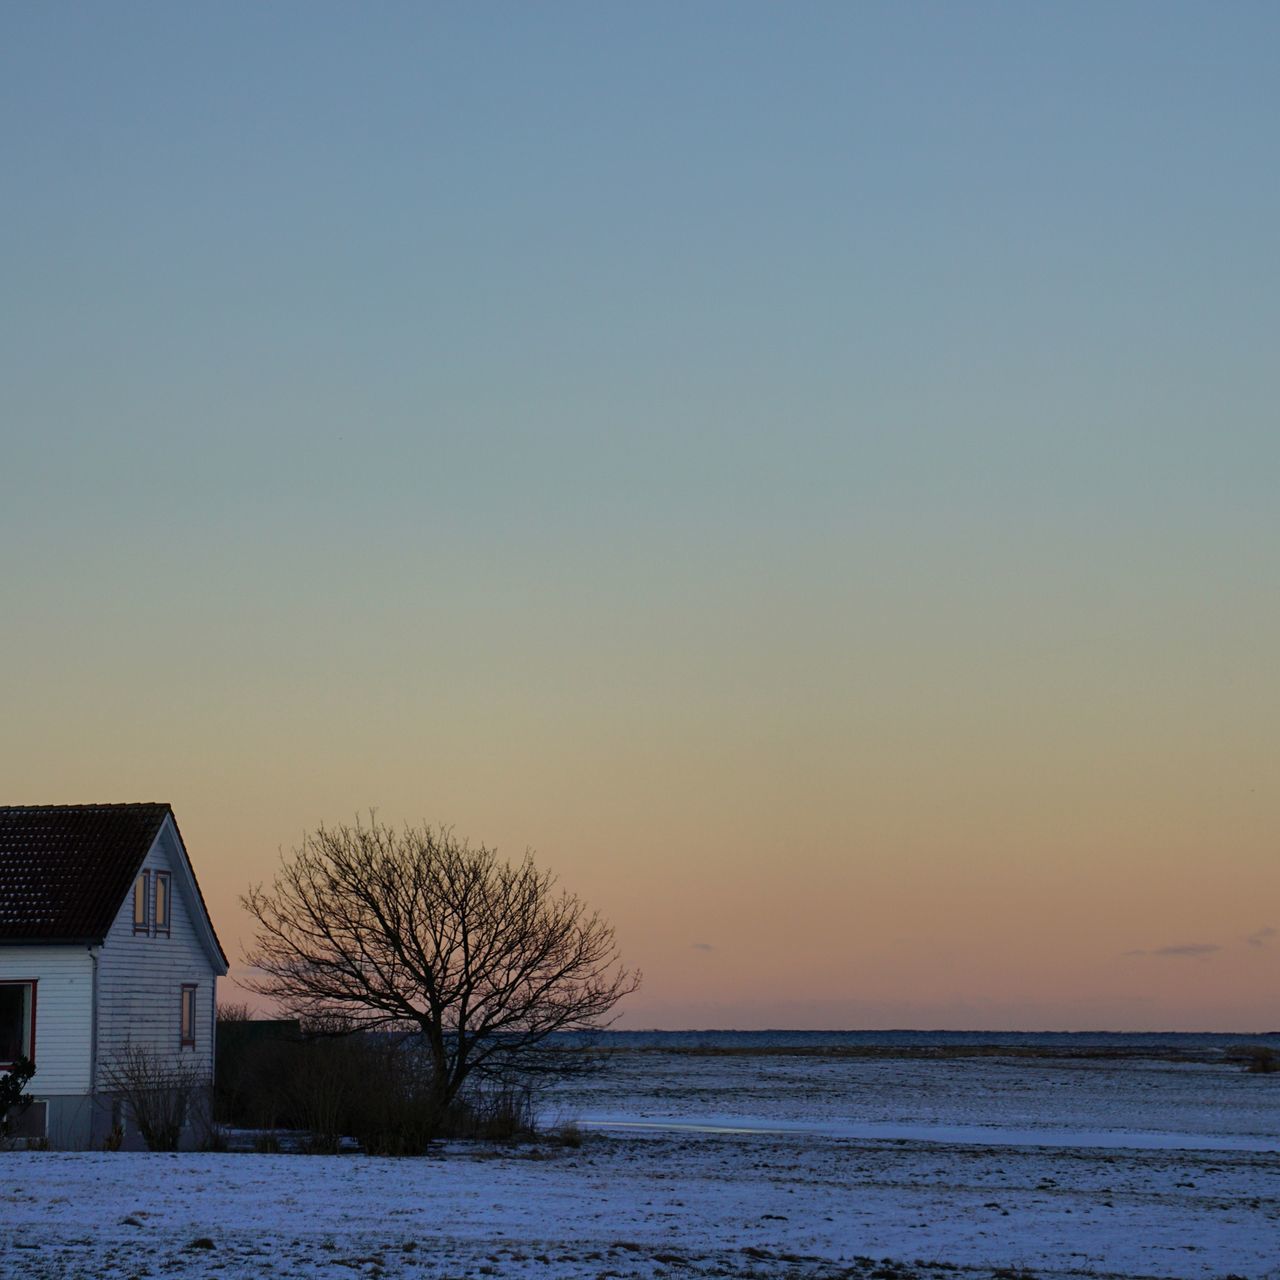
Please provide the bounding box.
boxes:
[0,803,172,943]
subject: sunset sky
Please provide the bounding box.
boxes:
[2,3,1276,1031]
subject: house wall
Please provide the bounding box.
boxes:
[0,945,97,1148]
[95,817,219,1092]
[0,944,94,1095]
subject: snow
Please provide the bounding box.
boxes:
[2,1051,1277,1279]
[546,1050,1280,1142]
[578,1114,1279,1151]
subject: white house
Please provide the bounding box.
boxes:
[0,803,228,1148]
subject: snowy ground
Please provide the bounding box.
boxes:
[546,1051,1279,1146]
[2,1052,1277,1280]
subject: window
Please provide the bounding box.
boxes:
[133,871,150,934]
[0,980,36,1066]
[154,872,172,937]
[180,984,197,1047]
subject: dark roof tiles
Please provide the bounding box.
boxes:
[0,803,174,943]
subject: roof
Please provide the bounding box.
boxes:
[0,804,227,965]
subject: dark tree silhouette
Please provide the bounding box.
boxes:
[242,820,638,1123]
[0,1056,34,1138]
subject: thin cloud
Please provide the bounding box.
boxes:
[691,942,715,953]
[1245,925,1276,948]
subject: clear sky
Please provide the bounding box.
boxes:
[2,3,1277,1030]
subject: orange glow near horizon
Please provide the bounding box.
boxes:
[8,649,1275,1033]
[3,5,1278,1034]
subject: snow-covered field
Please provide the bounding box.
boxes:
[3,1052,1277,1280]
[550,1050,1280,1148]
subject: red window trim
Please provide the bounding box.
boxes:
[0,979,37,1069]
[154,871,172,938]
[180,984,197,1048]
[133,870,151,934]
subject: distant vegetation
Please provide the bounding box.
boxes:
[1225,1044,1280,1074]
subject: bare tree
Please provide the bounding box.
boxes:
[242,821,638,1129]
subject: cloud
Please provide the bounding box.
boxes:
[1125,943,1221,958]
[690,942,715,952]
[1246,926,1276,948]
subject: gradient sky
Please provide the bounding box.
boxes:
[2,3,1277,1030]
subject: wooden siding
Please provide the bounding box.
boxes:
[95,818,219,1089]
[0,945,93,1095]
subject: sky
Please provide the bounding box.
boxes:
[2,2,1277,1031]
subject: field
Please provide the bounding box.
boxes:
[2,1050,1277,1280]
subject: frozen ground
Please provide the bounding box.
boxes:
[2,1052,1277,1280]
[546,1051,1279,1146]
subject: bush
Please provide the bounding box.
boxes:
[1225,1044,1280,1074]
[0,1057,35,1139]
[194,1105,229,1152]
[102,1044,205,1151]
[1244,1048,1279,1074]
[290,1033,357,1153]
[216,1017,548,1152]
[347,1040,444,1156]
[218,1019,435,1154]
[552,1121,583,1149]
[214,1012,302,1129]
[426,1081,536,1143]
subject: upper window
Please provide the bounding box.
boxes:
[180,984,197,1047]
[154,872,172,936]
[0,981,35,1066]
[132,872,150,934]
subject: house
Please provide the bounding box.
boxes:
[0,803,228,1148]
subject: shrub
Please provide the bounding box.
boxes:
[552,1121,583,1149]
[348,1040,442,1156]
[1225,1044,1280,1074]
[214,1013,301,1129]
[216,1017,551,1153]
[1244,1047,1279,1074]
[181,1079,229,1151]
[102,1044,205,1151]
[438,1081,536,1142]
[0,1057,35,1139]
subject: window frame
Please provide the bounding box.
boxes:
[154,871,172,938]
[180,984,197,1048]
[132,870,151,934]
[0,979,37,1069]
